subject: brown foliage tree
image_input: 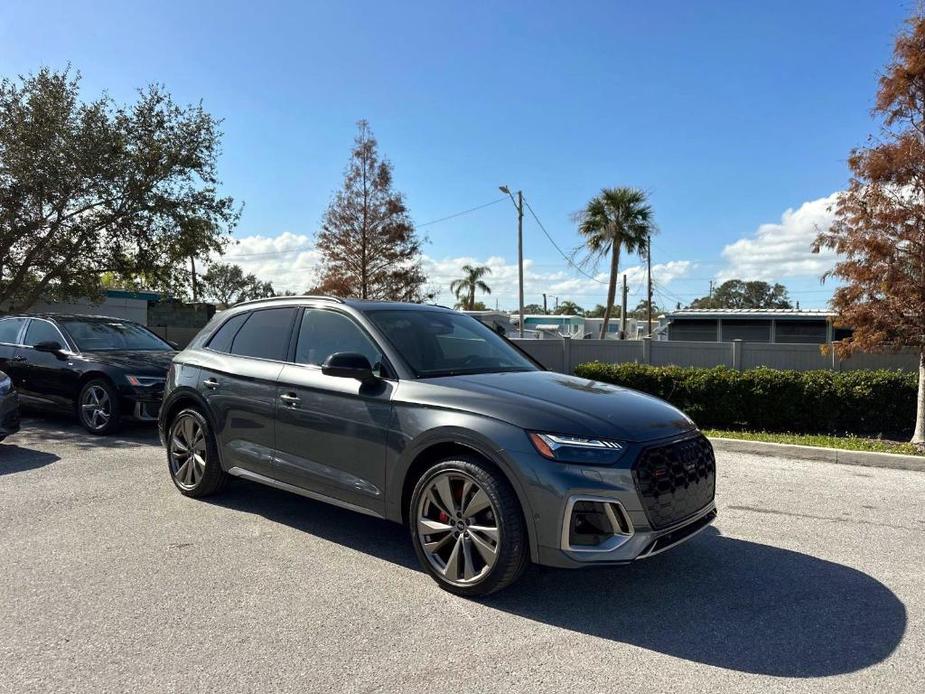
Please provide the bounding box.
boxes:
[813,13,925,442]
[315,121,427,301]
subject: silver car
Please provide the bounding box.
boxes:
[159,297,716,596]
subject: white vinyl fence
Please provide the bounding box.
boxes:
[511,338,919,374]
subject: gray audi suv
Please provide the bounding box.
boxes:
[159,296,716,596]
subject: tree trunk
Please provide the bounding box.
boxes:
[600,244,620,339]
[913,347,925,444]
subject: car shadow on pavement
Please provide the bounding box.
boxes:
[0,443,60,475]
[489,526,907,678]
[207,483,907,678]
[207,479,419,570]
[12,414,159,451]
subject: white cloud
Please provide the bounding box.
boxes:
[210,232,321,292]
[206,234,694,309]
[718,193,839,282]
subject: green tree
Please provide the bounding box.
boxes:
[314,120,426,301]
[554,300,584,315]
[522,303,546,315]
[628,299,661,319]
[450,264,492,311]
[202,262,275,307]
[574,187,655,338]
[0,68,237,310]
[585,303,621,318]
[689,279,792,309]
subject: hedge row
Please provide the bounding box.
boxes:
[573,362,917,437]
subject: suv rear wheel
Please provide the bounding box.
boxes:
[167,408,228,497]
[410,455,529,597]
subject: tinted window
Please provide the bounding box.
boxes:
[367,310,537,377]
[0,318,26,344]
[230,308,296,361]
[295,310,381,367]
[24,320,65,347]
[59,319,171,351]
[207,313,249,353]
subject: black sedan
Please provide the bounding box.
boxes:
[0,314,176,435]
[0,369,20,441]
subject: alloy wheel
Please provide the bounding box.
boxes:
[416,471,500,585]
[81,385,111,431]
[169,414,207,490]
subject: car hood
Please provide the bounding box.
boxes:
[407,370,696,442]
[78,350,177,374]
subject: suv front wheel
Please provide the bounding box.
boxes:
[410,455,529,597]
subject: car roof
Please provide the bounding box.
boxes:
[2,312,135,323]
[230,296,454,313]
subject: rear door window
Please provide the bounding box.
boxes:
[0,318,26,344]
[229,308,296,361]
[207,313,249,353]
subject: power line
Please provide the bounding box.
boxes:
[417,197,507,228]
[220,197,509,260]
[522,198,606,285]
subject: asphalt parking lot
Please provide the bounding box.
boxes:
[1,416,923,693]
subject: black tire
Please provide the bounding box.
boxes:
[165,407,228,498]
[77,378,121,435]
[409,454,529,597]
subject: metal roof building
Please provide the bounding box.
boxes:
[664,308,849,344]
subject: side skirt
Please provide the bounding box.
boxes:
[226,466,386,520]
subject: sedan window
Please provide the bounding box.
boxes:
[0,318,26,344]
[59,319,171,352]
[23,320,66,347]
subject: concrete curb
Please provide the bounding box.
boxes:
[708,436,925,472]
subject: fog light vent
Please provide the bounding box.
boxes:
[566,500,633,549]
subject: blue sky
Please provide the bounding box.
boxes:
[1,1,912,308]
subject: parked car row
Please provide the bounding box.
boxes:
[0,313,176,435]
[1,298,717,596]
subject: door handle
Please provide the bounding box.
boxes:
[11,355,26,362]
[202,378,220,390]
[280,392,301,407]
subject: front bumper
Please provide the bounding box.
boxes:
[117,384,165,422]
[511,430,717,569]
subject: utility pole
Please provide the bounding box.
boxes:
[709,279,714,299]
[190,256,198,302]
[542,293,547,314]
[499,185,525,337]
[646,234,653,337]
[554,296,559,312]
[620,273,628,339]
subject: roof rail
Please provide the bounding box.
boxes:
[231,295,345,308]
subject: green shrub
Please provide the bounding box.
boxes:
[573,362,917,437]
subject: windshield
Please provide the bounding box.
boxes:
[366,309,538,378]
[60,319,172,352]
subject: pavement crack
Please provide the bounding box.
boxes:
[725,505,919,532]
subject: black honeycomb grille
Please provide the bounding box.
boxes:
[633,434,716,530]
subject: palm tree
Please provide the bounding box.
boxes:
[450,264,492,311]
[554,300,584,316]
[574,187,655,337]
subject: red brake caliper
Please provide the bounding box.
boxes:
[438,510,449,523]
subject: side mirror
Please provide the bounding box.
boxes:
[322,352,376,382]
[33,340,65,355]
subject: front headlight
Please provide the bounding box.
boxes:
[528,432,625,464]
[0,375,11,396]
[126,375,166,387]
